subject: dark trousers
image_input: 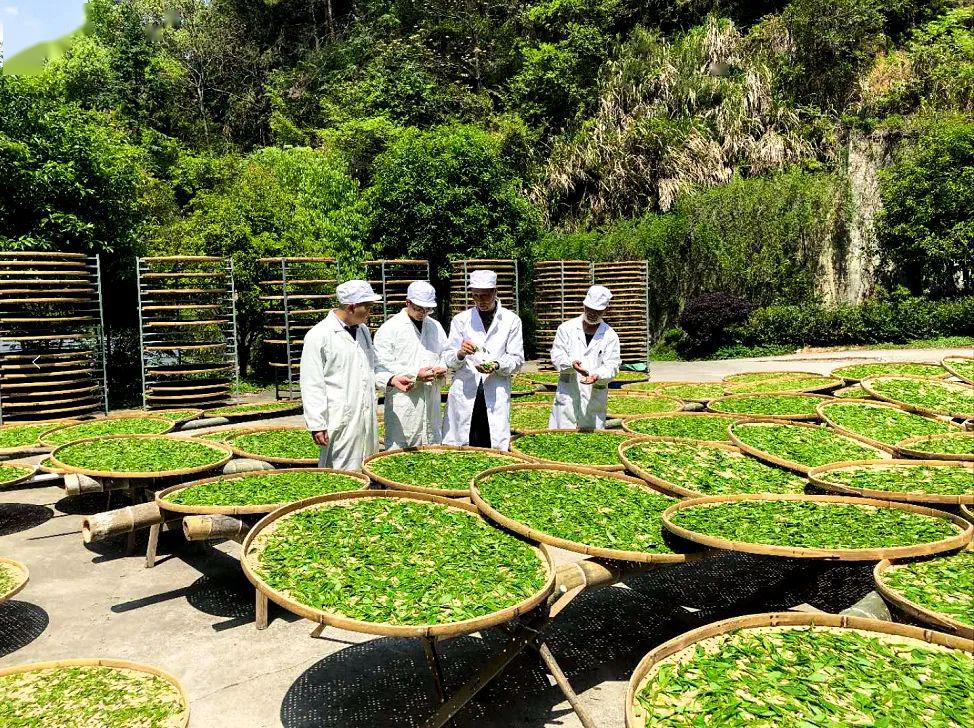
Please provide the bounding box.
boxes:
[469,381,491,448]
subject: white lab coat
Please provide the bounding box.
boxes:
[374,309,449,449]
[441,303,524,451]
[300,311,391,471]
[548,316,621,430]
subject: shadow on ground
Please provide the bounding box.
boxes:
[0,503,53,537]
[0,601,49,658]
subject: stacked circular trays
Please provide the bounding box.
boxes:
[364,259,431,331]
[534,261,594,369]
[259,258,337,400]
[137,256,238,410]
[449,260,519,318]
[595,261,649,366]
[0,251,107,422]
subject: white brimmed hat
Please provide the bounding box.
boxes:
[337,280,382,305]
[583,285,612,311]
[468,269,497,289]
[406,281,437,308]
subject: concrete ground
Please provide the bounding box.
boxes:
[0,345,968,727]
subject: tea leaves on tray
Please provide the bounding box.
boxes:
[510,404,552,432]
[723,371,814,384]
[43,417,171,446]
[656,383,725,401]
[206,400,299,417]
[0,664,185,727]
[833,362,947,381]
[477,468,676,554]
[252,498,547,625]
[0,424,51,451]
[368,450,521,491]
[625,414,739,442]
[669,499,961,550]
[635,626,974,727]
[868,377,974,417]
[821,401,954,445]
[0,562,19,595]
[165,471,365,508]
[54,437,227,473]
[194,427,252,443]
[623,441,807,496]
[512,393,556,404]
[732,422,885,469]
[818,463,974,497]
[834,384,869,398]
[709,394,824,417]
[512,431,628,466]
[884,550,974,627]
[226,429,318,461]
[725,376,838,394]
[0,463,33,486]
[150,409,201,423]
[606,395,683,416]
[900,432,974,456]
[944,357,974,382]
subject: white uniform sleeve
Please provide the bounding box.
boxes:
[373,319,410,378]
[549,323,573,372]
[300,327,330,432]
[595,328,622,381]
[442,315,464,370]
[496,315,524,377]
[366,328,393,390]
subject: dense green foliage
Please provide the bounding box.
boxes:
[366,450,521,492]
[883,550,974,627]
[818,462,974,497]
[53,436,227,473]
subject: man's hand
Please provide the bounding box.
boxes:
[581,374,598,385]
[312,430,329,447]
[391,374,415,392]
[416,367,437,382]
[457,340,477,360]
[475,361,498,374]
[572,360,589,377]
[431,366,448,378]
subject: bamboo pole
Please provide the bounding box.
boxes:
[182,515,248,543]
[82,502,164,543]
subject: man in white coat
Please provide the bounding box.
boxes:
[373,281,449,449]
[442,269,524,451]
[548,285,622,430]
[300,280,415,471]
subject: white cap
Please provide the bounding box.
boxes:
[336,280,382,305]
[469,269,497,289]
[583,285,612,311]
[406,281,437,308]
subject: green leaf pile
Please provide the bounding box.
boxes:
[513,431,628,467]
[635,626,973,727]
[54,437,227,474]
[867,377,974,418]
[726,376,837,394]
[0,424,51,451]
[252,498,547,625]
[614,371,648,382]
[883,550,974,627]
[510,379,538,394]
[151,409,201,423]
[606,395,683,416]
[732,423,885,469]
[477,468,675,554]
[834,384,869,398]
[0,664,185,727]
[194,427,253,443]
[833,362,947,381]
[899,432,974,457]
[821,401,954,445]
[623,441,807,496]
[525,372,560,385]
[723,371,814,384]
[817,463,974,498]
[625,414,739,442]
[709,394,825,417]
[512,393,556,404]
[164,471,364,508]
[656,383,726,401]
[0,463,33,487]
[42,417,171,446]
[669,499,961,550]
[0,562,20,595]
[226,428,318,461]
[944,357,974,383]
[367,450,521,491]
[510,404,552,432]
[205,400,300,417]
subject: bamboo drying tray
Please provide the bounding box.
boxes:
[605,393,684,419]
[861,375,974,420]
[816,398,960,453]
[831,361,949,384]
[203,400,303,420]
[156,468,370,516]
[961,504,973,524]
[707,392,833,421]
[661,493,972,560]
[625,611,973,728]
[728,419,891,475]
[38,415,175,448]
[874,554,974,639]
[241,489,556,638]
[0,463,38,490]
[894,432,974,462]
[640,380,725,403]
[0,658,190,728]
[510,429,629,471]
[363,445,534,497]
[471,462,699,564]
[0,422,78,456]
[224,425,318,466]
[0,557,29,603]
[620,412,750,445]
[808,459,974,505]
[48,435,233,480]
[722,376,843,396]
[150,408,205,424]
[943,355,974,385]
[722,370,824,384]
[510,403,555,435]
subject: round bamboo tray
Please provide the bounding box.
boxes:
[0,421,74,455]
[225,426,318,466]
[203,401,303,420]
[894,432,974,462]
[472,462,699,564]
[961,504,973,524]
[724,376,843,396]
[708,392,833,421]
[625,611,973,728]
[605,393,684,418]
[0,463,38,490]
[49,435,233,480]
[728,419,891,475]
[0,557,29,603]
[861,375,974,420]
[874,554,974,639]
[816,398,960,453]
[640,381,725,403]
[156,468,370,516]
[620,412,750,445]
[0,657,190,727]
[149,408,205,424]
[831,361,949,384]
[510,429,629,471]
[943,355,974,385]
[809,459,974,505]
[721,370,823,384]
[661,493,972,560]
[38,416,176,448]
[363,445,535,497]
[241,490,556,638]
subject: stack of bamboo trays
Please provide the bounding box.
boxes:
[534,261,594,369]
[364,259,430,330]
[0,251,107,422]
[449,260,519,317]
[595,261,649,365]
[137,256,238,410]
[259,258,337,400]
